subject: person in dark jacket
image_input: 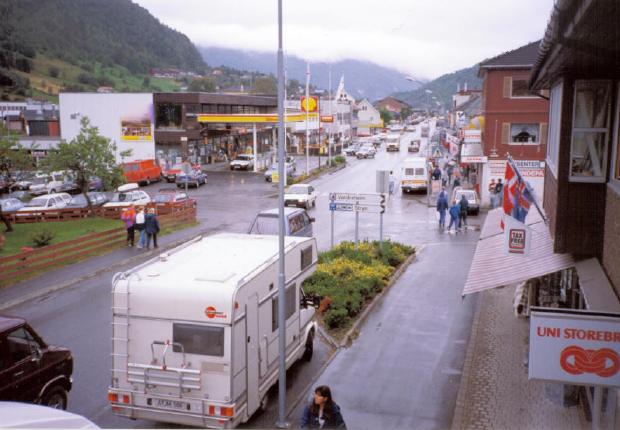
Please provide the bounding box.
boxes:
[301,385,346,429]
[145,207,160,249]
[448,199,461,232]
[459,193,469,229]
[431,166,442,180]
[436,187,449,230]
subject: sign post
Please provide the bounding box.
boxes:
[329,192,386,250]
[354,211,359,250]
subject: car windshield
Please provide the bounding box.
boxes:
[31,177,48,185]
[288,186,307,194]
[26,197,49,207]
[460,192,476,200]
[111,192,133,202]
[155,194,173,203]
[236,155,251,160]
[249,215,279,235]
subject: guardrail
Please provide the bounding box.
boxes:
[0,206,196,285]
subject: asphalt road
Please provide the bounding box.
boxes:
[4,120,480,429]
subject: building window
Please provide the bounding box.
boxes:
[610,86,620,189]
[511,79,539,98]
[510,123,540,144]
[546,81,563,178]
[569,80,611,182]
[155,103,183,129]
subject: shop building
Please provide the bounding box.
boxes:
[354,99,382,136]
[478,41,550,206]
[153,92,277,167]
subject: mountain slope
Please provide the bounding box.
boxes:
[201,46,422,101]
[392,65,482,110]
[5,0,205,74]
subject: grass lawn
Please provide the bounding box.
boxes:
[0,218,119,257]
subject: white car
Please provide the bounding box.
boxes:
[17,192,72,213]
[103,183,151,208]
[229,154,255,171]
[0,402,99,428]
[284,184,318,209]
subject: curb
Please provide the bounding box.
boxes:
[286,245,420,420]
[338,246,421,348]
[0,229,208,312]
[450,290,484,430]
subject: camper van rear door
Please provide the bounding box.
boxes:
[246,294,260,414]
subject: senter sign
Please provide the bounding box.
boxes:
[529,308,620,387]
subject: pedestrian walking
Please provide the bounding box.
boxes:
[448,199,461,232]
[145,207,160,249]
[431,165,442,180]
[436,187,449,230]
[495,179,504,207]
[301,385,346,429]
[488,179,497,208]
[447,164,454,185]
[388,171,396,196]
[459,193,469,229]
[120,204,136,247]
[135,206,146,249]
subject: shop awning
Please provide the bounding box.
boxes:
[576,258,620,312]
[462,209,575,296]
[460,143,487,163]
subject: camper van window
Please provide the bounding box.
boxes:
[172,323,224,357]
[415,168,425,176]
[405,168,414,176]
[272,285,297,332]
[301,246,313,270]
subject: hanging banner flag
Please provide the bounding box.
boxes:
[502,159,535,230]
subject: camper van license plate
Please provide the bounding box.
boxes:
[152,398,189,411]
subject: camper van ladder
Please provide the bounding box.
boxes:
[110,272,138,380]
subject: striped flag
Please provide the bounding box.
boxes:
[501,159,534,229]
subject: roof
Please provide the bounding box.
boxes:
[0,315,25,332]
[478,40,541,74]
[23,109,59,121]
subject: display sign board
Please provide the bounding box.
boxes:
[329,192,385,204]
[503,216,531,256]
[529,308,620,387]
[301,96,319,112]
[461,155,488,163]
[463,129,481,143]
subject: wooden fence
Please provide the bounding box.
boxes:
[4,201,195,223]
[0,206,196,285]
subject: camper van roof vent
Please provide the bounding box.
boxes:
[159,253,169,262]
[147,272,160,277]
[195,270,236,283]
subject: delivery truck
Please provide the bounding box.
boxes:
[108,233,318,428]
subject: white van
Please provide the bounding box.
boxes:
[401,157,429,193]
[386,134,401,151]
[109,233,318,428]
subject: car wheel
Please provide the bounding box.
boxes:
[302,330,314,361]
[42,386,68,410]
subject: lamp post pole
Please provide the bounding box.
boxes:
[276,0,288,427]
[328,67,332,166]
[305,62,310,176]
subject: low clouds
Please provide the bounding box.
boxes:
[134,0,553,79]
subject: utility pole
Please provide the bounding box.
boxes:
[328,67,332,166]
[305,62,310,176]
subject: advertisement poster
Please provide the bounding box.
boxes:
[121,117,152,141]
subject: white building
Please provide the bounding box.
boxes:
[59,93,155,163]
[354,99,382,136]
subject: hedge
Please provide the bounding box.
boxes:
[303,240,414,329]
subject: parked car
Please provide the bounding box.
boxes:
[17,193,72,213]
[175,170,207,188]
[25,176,50,196]
[7,190,32,202]
[452,187,481,215]
[88,176,104,191]
[264,162,295,182]
[66,192,109,208]
[162,163,184,183]
[344,145,360,156]
[0,402,98,428]
[0,314,74,409]
[103,183,151,208]
[248,207,315,237]
[153,188,195,208]
[229,154,255,171]
[0,197,24,212]
[356,146,376,159]
[29,172,77,195]
[284,184,318,209]
[122,159,162,185]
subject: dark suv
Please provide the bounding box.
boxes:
[0,315,73,409]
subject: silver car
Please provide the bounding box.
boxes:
[453,187,480,215]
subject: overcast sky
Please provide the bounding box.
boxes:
[133,0,555,79]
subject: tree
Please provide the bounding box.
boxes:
[188,77,216,92]
[0,125,32,232]
[400,107,412,122]
[379,108,393,125]
[251,76,277,95]
[42,116,124,214]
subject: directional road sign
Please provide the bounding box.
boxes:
[329,192,385,204]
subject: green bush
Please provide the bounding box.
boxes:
[31,230,55,248]
[303,240,414,331]
[334,155,346,164]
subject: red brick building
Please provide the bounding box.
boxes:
[478,41,550,206]
[373,96,411,120]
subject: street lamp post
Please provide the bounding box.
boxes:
[305,62,310,176]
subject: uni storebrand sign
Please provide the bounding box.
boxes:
[529,308,620,387]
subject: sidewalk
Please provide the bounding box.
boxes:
[451,286,586,429]
[0,221,208,311]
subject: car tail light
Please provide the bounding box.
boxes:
[108,392,119,403]
[122,394,130,404]
[220,406,234,417]
[208,405,216,416]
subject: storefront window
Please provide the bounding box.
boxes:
[155,103,183,130]
[570,81,611,182]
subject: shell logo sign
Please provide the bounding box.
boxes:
[301,96,318,113]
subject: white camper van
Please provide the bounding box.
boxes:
[386,134,401,151]
[401,157,429,193]
[109,233,318,428]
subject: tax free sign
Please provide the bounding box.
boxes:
[529,308,620,387]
